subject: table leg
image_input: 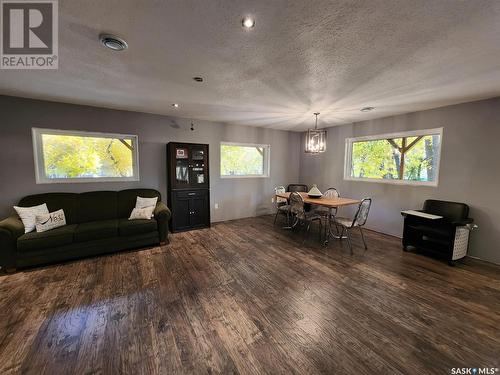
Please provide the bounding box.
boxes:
[323,208,333,245]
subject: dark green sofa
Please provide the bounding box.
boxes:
[0,189,171,271]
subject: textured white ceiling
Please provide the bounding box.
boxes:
[1,0,500,131]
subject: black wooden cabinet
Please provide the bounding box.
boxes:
[167,143,210,232]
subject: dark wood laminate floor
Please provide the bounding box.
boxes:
[0,216,499,375]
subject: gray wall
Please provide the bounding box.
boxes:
[2,94,498,263]
[0,95,301,222]
[299,97,500,264]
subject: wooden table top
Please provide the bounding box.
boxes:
[276,192,360,208]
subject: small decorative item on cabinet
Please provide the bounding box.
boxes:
[176,148,188,159]
[192,150,204,160]
[167,142,210,232]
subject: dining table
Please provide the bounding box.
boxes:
[275,191,361,244]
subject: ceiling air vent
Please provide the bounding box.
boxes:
[99,34,128,51]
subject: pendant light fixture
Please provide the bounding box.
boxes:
[305,112,326,154]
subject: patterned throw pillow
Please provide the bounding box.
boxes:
[129,206,155,220]
[133,196,158,218]
[136,196,158,208]
[35,209,66,233]
[14,203,49,233]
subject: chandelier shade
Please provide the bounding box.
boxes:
[305,113,327,154]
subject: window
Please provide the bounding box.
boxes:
[344,128,442,186]
[32,128,139,183]
[220,142,270,178]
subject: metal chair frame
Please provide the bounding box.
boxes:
[315,187,340,218]
[289,192,323,243]
[286,184,309,193]
[273,186,290,225]
[333,198,372,254]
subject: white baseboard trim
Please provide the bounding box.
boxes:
[465,255,500,266]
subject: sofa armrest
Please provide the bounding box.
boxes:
[154,201,171,243]
[0,215,24,270]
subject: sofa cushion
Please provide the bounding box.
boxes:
[423,200,469,222]
[17,224,77,252]
[119,218,157,237]
[117,189,161,219]
[75,220,118,243]
[78,191,117,223]
[18,193,79,224]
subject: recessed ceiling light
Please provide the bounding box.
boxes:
[193,77,204,82]
[242,16,255,29]
[172,103,179,108]
[361,106,375,112]
[99,34,128,51]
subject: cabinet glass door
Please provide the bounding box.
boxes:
[174,147,190,186]
[189,145,208,187]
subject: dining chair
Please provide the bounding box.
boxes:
[312,187,340,238]
[287,184,308,193]
[273,186,290,225]
[289,192,322,243]
[314,187,340,218]
[333,198,372,254]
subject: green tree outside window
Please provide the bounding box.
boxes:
[350,134,440,182]
[42,134,134,178]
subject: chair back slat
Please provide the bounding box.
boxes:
[354,198,372,226]
[274,186,287,204]
[287,184,308,193]
[315,188,340,215]
[323,188,340,199]
[289,192,305,216]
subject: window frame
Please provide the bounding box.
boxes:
[32,127,140,184]
[220,141,271,179]
[344,127,443,187]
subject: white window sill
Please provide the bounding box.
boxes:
[220,175,269,179]
[343,177,438,187]
[36,177,140,184]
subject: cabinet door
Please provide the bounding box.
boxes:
[171,144,191,189]
[189,144,209,188]
[189,192,209,228]
[174,159,190,187]
[172,194,191,231]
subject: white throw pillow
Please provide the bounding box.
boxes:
[134,196,158,218]
[14,203,49,233]
[136,196,158,209]
[129,206,155,220]
[35,209,66,233]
